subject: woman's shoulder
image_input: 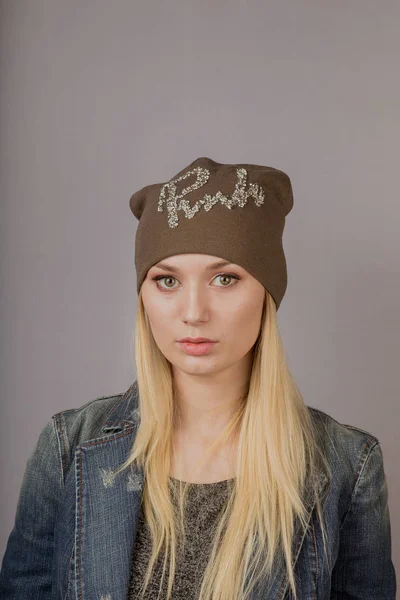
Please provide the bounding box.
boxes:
[50,380,140,456]
[307,404,379,444]
[306,404,382,478]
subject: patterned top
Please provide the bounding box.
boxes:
[127,475,236,599]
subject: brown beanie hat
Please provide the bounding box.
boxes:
[129,156,294,310]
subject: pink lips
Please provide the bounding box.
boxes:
[178,337,216,343]
[177,341,217,356]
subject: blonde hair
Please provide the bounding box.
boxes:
[115,288,331,600]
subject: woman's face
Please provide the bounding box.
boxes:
[140,254,266,377]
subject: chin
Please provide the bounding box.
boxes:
[176,358,219,374]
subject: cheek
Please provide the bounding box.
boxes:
[219,302,262,348]
[143,290,172,322]
[146,318,171,355]
[145,303,174,343]
[236,308,263,341]
[147,308,169,334]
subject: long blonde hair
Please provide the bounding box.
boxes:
[115,288,331,600]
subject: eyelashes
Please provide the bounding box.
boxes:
[151,273,241,291]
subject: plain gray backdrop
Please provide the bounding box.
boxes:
[1,0,399,584]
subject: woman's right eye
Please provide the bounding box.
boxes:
[152,275,178,290]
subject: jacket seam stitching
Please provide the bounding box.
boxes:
[63,544,75,600]
[78,426,136,449]
[341,423,379,442]
[53,413,70,480]
[311,516,318,600]
[51,415,66,489]
[339,439,378,531]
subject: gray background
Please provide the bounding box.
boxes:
[1,0,399,583]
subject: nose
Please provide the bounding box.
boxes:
[180,285,210,325]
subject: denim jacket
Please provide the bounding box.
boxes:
[0,380,396,599]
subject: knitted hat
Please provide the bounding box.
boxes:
[129,156,293,310]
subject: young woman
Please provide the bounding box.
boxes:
[0,157,396,600]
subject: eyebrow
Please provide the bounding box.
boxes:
[153,260,235,273]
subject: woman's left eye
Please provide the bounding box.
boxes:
[152,273,240,290]
[213,274,240,287]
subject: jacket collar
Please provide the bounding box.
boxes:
[101,380,141,432]
[74,380,329,600]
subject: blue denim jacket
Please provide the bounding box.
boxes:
[0,380,396,599]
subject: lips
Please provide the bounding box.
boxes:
[178,337,216,343]
[178,340,217,356]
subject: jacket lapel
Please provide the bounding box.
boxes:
[253,469,329,600]
[74,419,145,600]
[73,382,329,600]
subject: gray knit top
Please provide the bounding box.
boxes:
[127,475,236,599]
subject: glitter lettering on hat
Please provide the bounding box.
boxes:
[158,166,265,228]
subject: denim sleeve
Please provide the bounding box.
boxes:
[0,418,63,599]
[331,441,397,599]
